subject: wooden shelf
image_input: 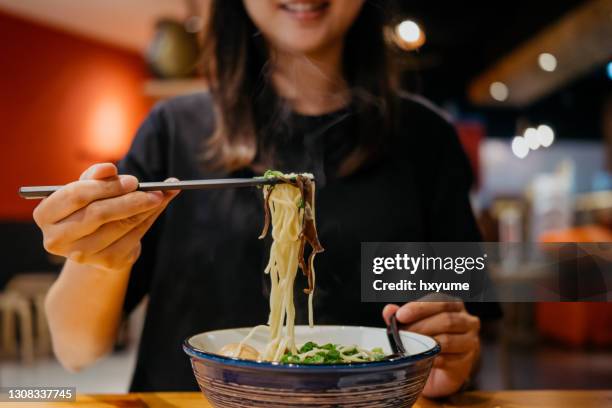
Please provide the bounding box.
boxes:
[144,78,208,99]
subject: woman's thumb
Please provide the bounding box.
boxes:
[79,163,118,181]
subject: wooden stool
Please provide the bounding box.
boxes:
[0,291,34,363]
[6,273,57,359]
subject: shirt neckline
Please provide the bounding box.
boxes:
[289,105,351,121]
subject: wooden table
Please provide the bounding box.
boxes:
[4,391,611,407]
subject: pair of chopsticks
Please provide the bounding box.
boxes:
[18,178,288,200]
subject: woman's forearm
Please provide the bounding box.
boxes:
[45,259,132,371]
[35,165,179,372]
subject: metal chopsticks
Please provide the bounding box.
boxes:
[18,177,284,200]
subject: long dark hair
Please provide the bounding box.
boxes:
[201,0,397,176]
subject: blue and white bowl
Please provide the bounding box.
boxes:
[184,325,440,407]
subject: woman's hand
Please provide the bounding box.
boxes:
[383,301,480,398]
[33,163,179,273]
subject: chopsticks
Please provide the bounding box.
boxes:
[386,314,407,357]
[18,177,286,200]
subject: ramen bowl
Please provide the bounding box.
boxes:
[184,325,440,408]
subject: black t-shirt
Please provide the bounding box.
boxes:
[117,92,500,391]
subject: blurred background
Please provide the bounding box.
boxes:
[0,0,610,393]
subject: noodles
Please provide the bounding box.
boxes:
[265,183,300,357]
[219,171,387,364]
[224,172,323,361]
[258,172,323,360]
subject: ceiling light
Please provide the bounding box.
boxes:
[524,127,541,150]
[397,20,421,42]
[489,82,509,102]
[537,124,555,147]
[538,53,557,72]
[393,20,426,50]
[511,136,529,159]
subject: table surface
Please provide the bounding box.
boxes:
[4,391,611,408]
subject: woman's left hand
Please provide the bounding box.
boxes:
[383,301,480,398]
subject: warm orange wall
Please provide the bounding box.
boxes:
[0,12,153,220]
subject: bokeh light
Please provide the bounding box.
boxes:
[511,136,529,159]
[538,53,558,72]
[537,124,555,147]
[490,81,509,102]
[524,127,540,150]
[393,19,426,50]
[397,20,421,42]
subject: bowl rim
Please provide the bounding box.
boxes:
[183,325,441,371]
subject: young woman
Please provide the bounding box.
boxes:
[35,0,498,398]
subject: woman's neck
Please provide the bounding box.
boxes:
[270,43,350,116]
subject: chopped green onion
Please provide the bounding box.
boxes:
[282,342,387,364]
[263,169,285,179]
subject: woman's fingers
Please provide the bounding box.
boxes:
[68,186,179,257]
[383,302,465,326]
[395,301,465,325]
[84,191,177,271]
[47,190,164,247]
[68,182,180,270]
[79,162,118,181]
[34,175,139,225]
[35,163,123,225]
[64,207,160,258]
[382,304,400,325]
[33,164,181,273]
[405,311,480,336]
[433,332,479,354]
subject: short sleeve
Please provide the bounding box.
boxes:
[426,119,481,241]
[118,104,168,183]
[117,105,169,315]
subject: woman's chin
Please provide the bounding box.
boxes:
[273,33,336,57]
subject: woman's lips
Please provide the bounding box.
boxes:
[278,1,330,22]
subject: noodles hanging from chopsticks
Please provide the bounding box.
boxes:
[226,172,323,362]
[258,172,323,360]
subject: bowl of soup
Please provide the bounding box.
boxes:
[183,325,440,408]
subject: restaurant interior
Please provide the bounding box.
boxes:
[0,0,610,397]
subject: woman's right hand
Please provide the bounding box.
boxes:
[33,163,180,273]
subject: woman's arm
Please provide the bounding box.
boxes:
[45,261,132,371]
[37,163,179,371]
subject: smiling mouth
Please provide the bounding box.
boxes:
[279,1,331,20]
